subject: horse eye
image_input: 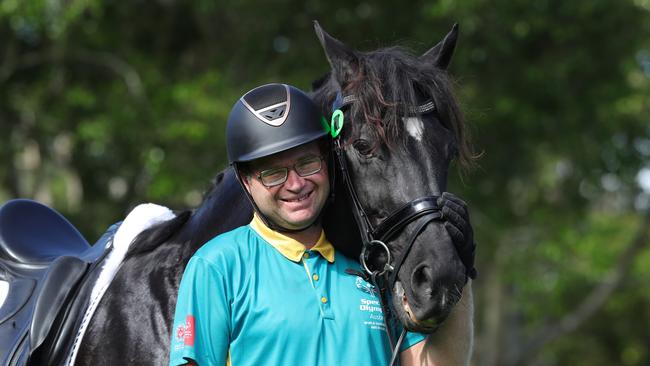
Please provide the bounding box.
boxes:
[353,139,374,157]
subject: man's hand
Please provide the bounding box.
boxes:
[437,192,477,279]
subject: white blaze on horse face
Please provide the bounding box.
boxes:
[403,116,425,142]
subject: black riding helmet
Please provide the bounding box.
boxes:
[227,83,328,164]
[226,83,331,232]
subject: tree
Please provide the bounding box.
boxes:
[1,1,649,364]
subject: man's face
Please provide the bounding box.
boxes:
[242,141,329,230]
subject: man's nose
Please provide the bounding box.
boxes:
[283,169,306,191]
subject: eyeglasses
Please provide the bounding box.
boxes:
[253,155,325,187]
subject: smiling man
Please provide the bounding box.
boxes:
[169,83,476,366]
[240,142,329,235]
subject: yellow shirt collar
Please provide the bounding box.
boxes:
[249,214,335,263]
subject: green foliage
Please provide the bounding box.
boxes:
[1,1,649,365]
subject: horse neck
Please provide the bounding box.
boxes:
[322,175,362,260]
[178,167,253,254]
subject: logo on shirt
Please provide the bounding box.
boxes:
[175,315,195,346]
[359,298,386,331]
[355,276,377,296]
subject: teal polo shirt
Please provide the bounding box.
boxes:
[169,215,425,366]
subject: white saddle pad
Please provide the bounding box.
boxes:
[65,203,175,365]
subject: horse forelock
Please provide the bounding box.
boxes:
[314,46,473,168]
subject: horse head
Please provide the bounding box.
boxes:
[314,22,472,333]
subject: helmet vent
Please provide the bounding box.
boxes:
[260,106,286,121]
[240,84,291,126]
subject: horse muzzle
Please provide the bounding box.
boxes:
[390,227,466,333]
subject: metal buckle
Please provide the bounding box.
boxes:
[360,239,394,276]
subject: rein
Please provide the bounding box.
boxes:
[331,92,444,365]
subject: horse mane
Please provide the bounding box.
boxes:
[312,46,474,168]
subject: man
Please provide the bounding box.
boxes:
[169,83,475,365]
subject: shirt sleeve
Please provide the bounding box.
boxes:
[390,318,426,352]
[400,329,426,351]
[169,256,231,366]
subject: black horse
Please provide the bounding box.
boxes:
[312,22,474,337]
[1,23,473,365]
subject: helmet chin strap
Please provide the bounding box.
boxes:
[234,166,321,234]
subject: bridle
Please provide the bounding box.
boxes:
[330,92,445,365]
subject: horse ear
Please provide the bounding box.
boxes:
[421,23,459,70]
[314,21,359,86]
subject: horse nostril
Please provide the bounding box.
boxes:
[412,265,434,297]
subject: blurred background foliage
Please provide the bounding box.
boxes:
[1,0,649,365]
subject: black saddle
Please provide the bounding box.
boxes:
[0,199,119,366]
